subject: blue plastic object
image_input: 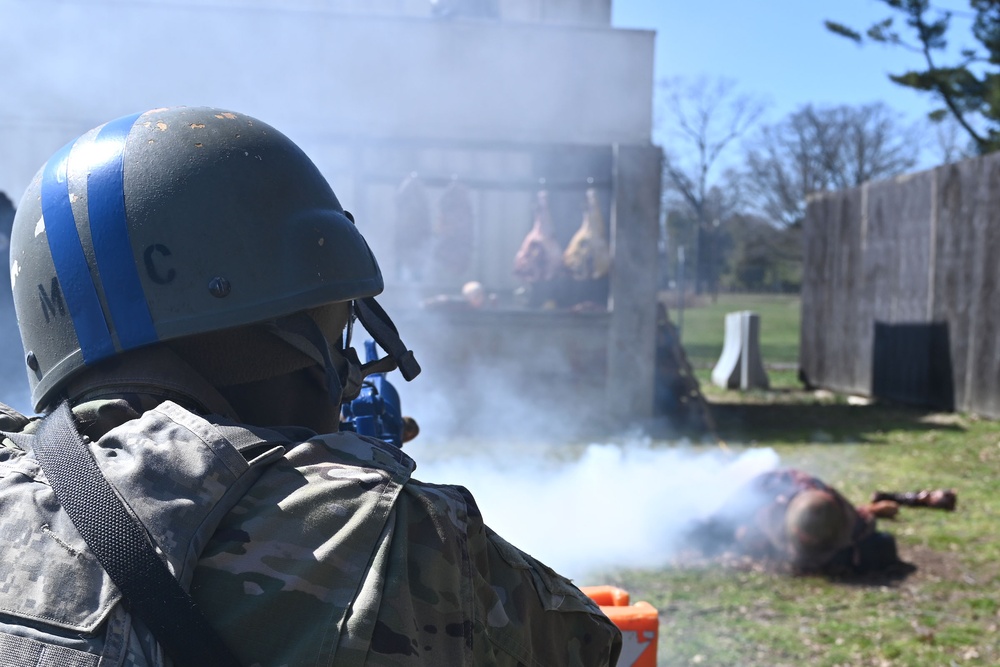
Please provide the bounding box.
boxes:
[341,340,404,447]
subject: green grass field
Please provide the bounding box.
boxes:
[599,293,1000,666]
[667,293,802,369]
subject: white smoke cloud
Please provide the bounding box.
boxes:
[405,437,781,581]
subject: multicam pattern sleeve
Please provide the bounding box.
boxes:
[348,481,623,666]
[190,429,621,666]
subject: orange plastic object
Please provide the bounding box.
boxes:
[581,587,658,667]
[580,585,630,607]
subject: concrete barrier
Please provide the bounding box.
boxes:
[711,310,769,390]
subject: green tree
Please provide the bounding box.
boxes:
[827,0,1000,153]
[721,214,802,292]
[663,185,737,299]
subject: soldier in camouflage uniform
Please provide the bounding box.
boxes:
[1,107,621,666]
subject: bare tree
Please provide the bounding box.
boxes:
[932,114,977,165]
[744,102,921,228]
[659,76,766,295]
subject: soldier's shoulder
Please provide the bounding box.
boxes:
[0,402,30,432]
[395,480,622,665]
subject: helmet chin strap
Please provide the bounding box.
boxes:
[264,297,420,407]
[353,297,421,381]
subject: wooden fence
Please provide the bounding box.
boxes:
[801,151,1000,417]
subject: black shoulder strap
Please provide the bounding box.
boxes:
[32,402,242,667]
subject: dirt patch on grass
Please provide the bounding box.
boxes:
[917,412,969,427]
[897,544,963,582]
[666,538,961,589]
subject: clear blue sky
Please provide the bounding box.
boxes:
[611,0,968,145]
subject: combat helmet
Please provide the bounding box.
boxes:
[10,106,417,413]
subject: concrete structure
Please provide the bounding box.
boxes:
[0,0,661,429]
[0,0,654,196]
[711,311,769,391]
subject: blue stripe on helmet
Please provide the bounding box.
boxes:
[88,112,158,350]
[41,140,116,364]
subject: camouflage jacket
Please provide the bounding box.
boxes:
[0,400,621,666]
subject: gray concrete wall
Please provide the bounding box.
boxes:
[121,0,611,25]
[606,144,662,421]
[0,3,653,198]
[802,152,1000,417]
